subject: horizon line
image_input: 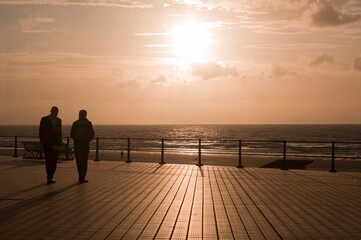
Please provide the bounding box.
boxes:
[1,123,361,126]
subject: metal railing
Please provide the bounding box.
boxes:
[1,135,361,172]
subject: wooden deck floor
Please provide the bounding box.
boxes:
[0,156,360,239]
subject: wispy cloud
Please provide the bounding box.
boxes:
[241,43,344,50]
[269,63,297,79]
[309,53,336,66]
[0,52,141,86]
[0,52,199,88]
[18,15,56,33]
[0,0,153,8]
[190,61,238,80]
[353,56,361,71]
[171,0,361,35]
[170,0,310,12]
[134,32,169,36]
[152,75,168,84]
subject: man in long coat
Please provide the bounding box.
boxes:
[39,106,62,184]
[71,110,94,183]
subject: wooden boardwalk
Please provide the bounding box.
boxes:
[0,156,360,239]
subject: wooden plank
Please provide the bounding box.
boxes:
[208,166,234,239]
[170,167,198,240]
[218,168,265,240]
[113,165,183,239]
[154,167,194,239]
[137,166,190,239]
[233,168,315,239]
[225,168,280,239]
[202,166,218,239]
[86,164,180,240]
[187,167,203,239]
[213,167,249,239]
[244,168,360,239]
[61,164,179,239]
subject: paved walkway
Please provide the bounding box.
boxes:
[0,156,360,239]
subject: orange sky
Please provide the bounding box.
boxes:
[0,0,361,124]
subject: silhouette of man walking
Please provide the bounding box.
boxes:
[71,110,94,183]
[39,106,62,184]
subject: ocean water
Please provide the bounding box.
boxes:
[0,125,361,159]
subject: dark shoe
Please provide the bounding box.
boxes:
[79,179,89,184]
[47,179,56,184]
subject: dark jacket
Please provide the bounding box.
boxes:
[39,116,62,146]
[70,118,95,144]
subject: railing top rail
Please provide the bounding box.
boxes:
[95,137,129,140]
[333,141,361,144]
[0,135,360,144]
[285,140,332,144]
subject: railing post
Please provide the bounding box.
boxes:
[197,138,203,166]
[13,136,18,158]
[64,136,72,160]
[329,141,337,172]
[281,140,287,170]
[126,137,131,163]
[94,137,100,161]
[160,138,165,164]
[237,139,243,168]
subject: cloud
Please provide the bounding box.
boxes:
[115,79,138,88]
[152,75,167,84]
[0,0,152,8]
[191,61,238,80]
[354,57,361,71]
[242,43,343,50]
[170,0,310,12]
[18,15,56,33]
[309,53,336,66]
[269,63,297,78]
[305,0,361,27]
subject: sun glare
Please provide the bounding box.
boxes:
[171,22,213,61]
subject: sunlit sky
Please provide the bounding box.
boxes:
[1,0,361,124]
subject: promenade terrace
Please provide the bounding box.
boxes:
[0,156,360,239]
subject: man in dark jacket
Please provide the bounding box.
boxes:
[39,106,62,184]
[71,110,95,183]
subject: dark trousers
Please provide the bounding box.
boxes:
[43,144,57,180]
[74,142,89,181]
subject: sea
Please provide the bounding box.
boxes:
[0,125,361,159]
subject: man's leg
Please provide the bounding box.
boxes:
[44,145,57,182]
[76,144,89,182]
[75,147,82,180]
[81,145,89,181]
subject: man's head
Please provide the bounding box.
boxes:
[79,109,87,119]
[50,106,58,117]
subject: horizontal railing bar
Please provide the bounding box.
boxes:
[94,137,129,140]
[285,140,332,144]
[1,135,361,151]
[4,146,354,159]
[0,135,360,144]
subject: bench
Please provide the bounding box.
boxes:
[22,142,73,160]
[52,144,74,160]
[22,141,44,159]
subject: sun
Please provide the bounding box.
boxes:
[170,21,213,61]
